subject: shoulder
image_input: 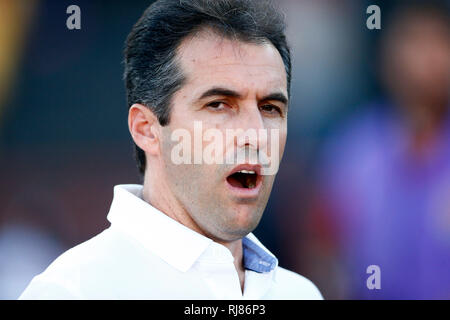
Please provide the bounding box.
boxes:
[39,227,118,274]
[272,266,323,300]
[19,226,184,299]
[19,227,128,299]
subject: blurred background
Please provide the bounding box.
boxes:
[0,0,449,299]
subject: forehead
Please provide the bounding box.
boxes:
[176,31,287,97]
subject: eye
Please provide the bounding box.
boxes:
[260,104,282,116]
[206,101,229,111]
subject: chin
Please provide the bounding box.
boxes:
[224,209,262,237]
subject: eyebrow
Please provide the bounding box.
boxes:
[197,87,288,105]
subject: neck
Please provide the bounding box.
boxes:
[142,169,246,293]
[396,96,448,155]
[217,238,245,293]
[142,166,202,235]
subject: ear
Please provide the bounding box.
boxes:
[128,104,160,157]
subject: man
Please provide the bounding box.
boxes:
[20,0,322,299]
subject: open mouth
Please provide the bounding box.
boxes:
[226,167,261,189]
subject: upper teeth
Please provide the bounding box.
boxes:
[239,170,256,174]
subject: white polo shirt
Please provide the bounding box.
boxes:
[19,184,323,300]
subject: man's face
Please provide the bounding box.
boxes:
[159,31,288,242]
[383,14,450,105]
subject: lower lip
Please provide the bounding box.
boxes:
[225,175,263,199]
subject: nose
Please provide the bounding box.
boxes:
[234,104,267,152]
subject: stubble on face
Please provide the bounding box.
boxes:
[157,30,287,243]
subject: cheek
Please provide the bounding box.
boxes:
[268,124,287,156]
[279,131,287,155]
[162,133,221,186]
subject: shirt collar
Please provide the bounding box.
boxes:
[107,184,278,275]
[242,236,278,273]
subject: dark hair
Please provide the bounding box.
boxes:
[124,0,291,176]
